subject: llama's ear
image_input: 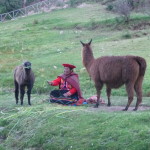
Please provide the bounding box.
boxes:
[80,41,85,46]
[88,39,92,45]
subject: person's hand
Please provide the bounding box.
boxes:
[47,81,53,86]
[63,93,68,97]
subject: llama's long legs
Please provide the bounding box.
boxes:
[134,77,143,111]
[94,83,103,108]
[134,93,142,111]
[20,85,25,105]
[95,90,101,108]
[123,83,134,111]
[27,84,32,105]
[106,87,111,106]
[14,81,19,104]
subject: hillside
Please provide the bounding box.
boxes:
[0,2,150,96]
[0,2,150,150]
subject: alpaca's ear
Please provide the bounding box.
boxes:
[80,41,85,46]
[88,39,92,45]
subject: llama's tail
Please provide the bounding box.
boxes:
[135,56,147,76]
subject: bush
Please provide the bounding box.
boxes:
[140,0,150,16]
[68,0,83,7]
[106,4,113,11]
[0,0,52,13]
[33,19,39,25]
[68,0,103,7]
[88,18,99,29]
[114,0,131,23]
[122,32,132,39]
[0,0,35,13]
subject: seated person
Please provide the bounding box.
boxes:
[47,64,84,105]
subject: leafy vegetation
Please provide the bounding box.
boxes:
[0,94,150,150]
[0,0,35,13]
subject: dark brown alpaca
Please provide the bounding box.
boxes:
[14,61,35,105]
[80,39,146,111]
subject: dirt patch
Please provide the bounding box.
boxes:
[87,105,150,112]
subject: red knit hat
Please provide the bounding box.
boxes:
[62,64,76,69]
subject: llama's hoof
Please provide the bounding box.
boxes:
[122,108,128,111]
[133,108,137,111]
[107,103,111,107]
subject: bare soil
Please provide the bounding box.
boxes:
[87,105,150,112]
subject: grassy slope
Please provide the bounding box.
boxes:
[0,3,150,96]
[1,4,116,94]
[0,2,150,150]
[0,94,150,150]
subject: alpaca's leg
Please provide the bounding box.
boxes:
[14,81,19,104]
[134,77,143,111]
[94,83,103,108]
[27,84,32,105]
[106,87,111,106]
[123,83,134,111]
[95,90,100,108]
[20,85,25,105]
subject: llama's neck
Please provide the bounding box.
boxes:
[24,69,31,79]
[82,46,95,74]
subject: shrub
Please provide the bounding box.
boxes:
[122,32,132,39]
[33,19,39,25]
[114,0,131,23]
[88,18,98,29]
[106,4,114,11]
[68,0,103,7]
[68,0,84,7]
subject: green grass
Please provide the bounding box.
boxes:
[0,94,150,150]
[0,3,150,96]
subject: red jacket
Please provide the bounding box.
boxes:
[51,76,77,96]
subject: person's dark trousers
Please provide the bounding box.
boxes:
[50,90,78,104]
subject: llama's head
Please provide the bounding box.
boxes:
[80,39,93,55]
[80,39,94,69]
[80,39,93,57]
[23,61,32,70]
[80,39,92,48]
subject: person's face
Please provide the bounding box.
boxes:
[64,67,71,75]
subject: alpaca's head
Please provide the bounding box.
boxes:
[80,39,92,48]
[80,39,94,58]
[80,39,93,56]
[80,39,94,70]
[23,61,31,70]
